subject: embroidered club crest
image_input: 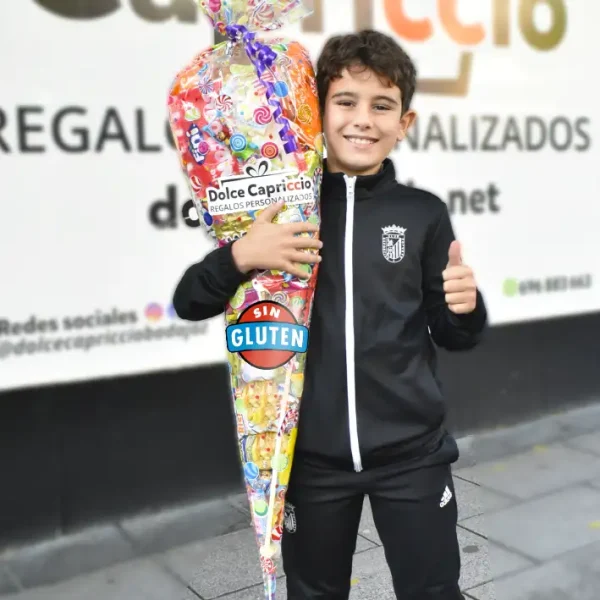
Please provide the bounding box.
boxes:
[381,225,406,263]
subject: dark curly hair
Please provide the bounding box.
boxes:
[316,29,417,115]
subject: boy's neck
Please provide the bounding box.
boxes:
[325,160,385,178]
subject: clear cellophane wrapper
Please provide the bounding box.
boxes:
[167,1,322,597]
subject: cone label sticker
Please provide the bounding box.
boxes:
[226,301,309,369]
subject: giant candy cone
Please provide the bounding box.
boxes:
[167,1,322,597]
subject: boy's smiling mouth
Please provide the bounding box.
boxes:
[344,135,378,147]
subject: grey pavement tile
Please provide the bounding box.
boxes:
[359,504,527,590]
[0,566,20,596]
[553,402,600,436]
[163,528,496,599]
[246,541,520,600]
[358,498,380,545]
[161,529,374,599]
[0,557,188,600]
[358,484,513,545]
[162,522,375,599]
[467,416,567,464]
[454,476,514,522]
[218,579,288,599]
[354,535,377,553]
[162,528,264,599]
[228,492,254,517]
[456,402,600,469]
[457,527,531,590]
[345,527,530,595]
[460,486,600,562]
[491,541,600,600]
[456,436,478,469]
[348,547,394,599]
[2,524,135,589]
[221,569,373,600]
[120,496,250,555]
[565,431,600,456]
[466,581,496,600]
[457,529,491,591]
[454,442,600,500]
[347,537,506,600]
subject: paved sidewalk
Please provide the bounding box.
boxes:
[1,401,600,599]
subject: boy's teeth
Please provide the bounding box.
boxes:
[348,137,374,145]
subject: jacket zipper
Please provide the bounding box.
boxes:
[343,175,363,473]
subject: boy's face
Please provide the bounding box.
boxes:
[322,66,416,177]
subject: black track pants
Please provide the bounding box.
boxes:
[281,455,464,600]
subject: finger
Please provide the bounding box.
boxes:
[285,221,320,234]
[443,277,476,293]
[447,240,462,268]
[445,292,474,305]
[287,250,322,264]
[448,303,473,315]
[256,200,284,222]
[289,237,323,250]
[283,262,312,280]
[443,265,472,281]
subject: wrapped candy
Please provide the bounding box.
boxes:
[167,1,323,597]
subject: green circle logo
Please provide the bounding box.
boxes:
[503,278,519,297]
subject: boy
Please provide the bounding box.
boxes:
[173,30,487,600]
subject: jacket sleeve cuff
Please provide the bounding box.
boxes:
[447,289,488,333]
[213,241,252,292]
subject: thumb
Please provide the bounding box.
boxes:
[256,200,284,223]
[447,240,462,267]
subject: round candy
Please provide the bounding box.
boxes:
[271,454,289,472]
[230,133,247,152]
[273,81,289,98]
[291,296,305,308]
[297,104,312,124]
[244,461,259,481]
[314,132,324,156]
[261,142,278,159]
[216,94,233,113]
[190,174,204,194]
[254,499,268,516]
[184,106,201,121]
[297,263,311,277]
[271,291,288,304]
[230,286,246,309]
[260,553,277,572]
[236,146,255,161]
[254,106,272,125]
[271,525,283,542]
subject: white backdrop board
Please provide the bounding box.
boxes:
[0,0,598,391]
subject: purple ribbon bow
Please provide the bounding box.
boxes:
[225,24,298,154]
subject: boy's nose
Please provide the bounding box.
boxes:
[351,104,374,129]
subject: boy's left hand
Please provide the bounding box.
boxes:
[442,241,478,314]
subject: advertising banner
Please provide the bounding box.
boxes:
[1,0,598,391]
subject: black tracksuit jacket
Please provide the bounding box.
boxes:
[173,159,488,473]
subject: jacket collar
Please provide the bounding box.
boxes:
[321,158,398,201]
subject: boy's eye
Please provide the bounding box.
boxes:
[334,100,392,111]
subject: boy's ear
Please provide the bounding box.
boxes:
[397,109,417,142]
